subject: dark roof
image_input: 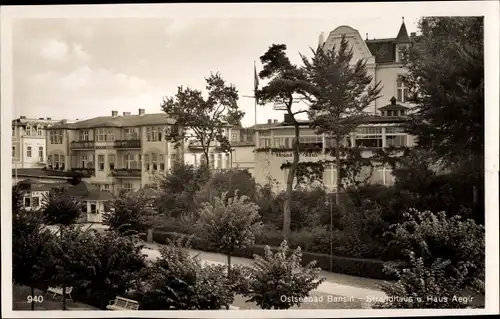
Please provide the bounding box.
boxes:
[63,181,115,201]
[366,40,396,63]
[47,113,176,130]
[378,96,410,111]
[396,21,411,43]
[12,118,61,127]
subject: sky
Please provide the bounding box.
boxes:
[8,5,427,127]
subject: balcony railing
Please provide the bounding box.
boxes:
[111,168,141,177]
[71,141,95,149]
[114,140,141,149]
[71,167,96,177]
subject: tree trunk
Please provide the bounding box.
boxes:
[283,121,300,241]
[30,286,35,310]
[147,228,153,243]
[60,225,66,311]
[226,253,232,310]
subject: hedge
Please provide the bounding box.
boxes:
[143,230,399,281]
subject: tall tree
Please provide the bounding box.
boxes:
[41,188,82,310]
[402,17,484,207]
[256,44,312,240]
[12,207,55,310]
[161,73,244,168]
[302,35,382,204]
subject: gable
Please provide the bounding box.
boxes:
[324,25,375,65]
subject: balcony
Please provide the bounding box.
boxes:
[111,168,141,177]
[71,167,96,177]
[114,140,141,149]
[71,141,95,150]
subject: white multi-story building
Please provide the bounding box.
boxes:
[45,109,235,196]
[12,116,61,169]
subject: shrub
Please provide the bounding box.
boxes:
[138,239,235,310]
[242,241,325,309]
[374,251,473,308]
[385,209,485,294]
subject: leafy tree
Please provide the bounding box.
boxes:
[242,241,325,309]
[139,239,235,310]
[12,208,56,310]
[41,188,82,310]
[161,72,244,168]
[70,230,147,309]
[196,169,258,204]
[196,191,263,279]
[156,162,209,218]
[403,17,484,176]
[256,44,312,240]
[12,184,25,214]
[302,34,382,204]
[403,17,484,218]
[103,191,157,237]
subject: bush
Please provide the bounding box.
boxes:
[137,239,236,310]
[148,230,396,280]
[241,241,325,309]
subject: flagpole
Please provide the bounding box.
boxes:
[254,60,257,127]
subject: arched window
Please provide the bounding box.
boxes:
[152,153,158,170]
[26,125,31,136]
[37,125,44,136]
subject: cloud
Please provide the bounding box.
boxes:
[40,38,69,60]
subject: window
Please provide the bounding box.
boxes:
[199,155,206,167]
[38,147,43,161]
[106,128,115,141]
[159,154,165,171]
[193,154,198,167]
[60,155,65,170]
[146,128,151,142]
[24,197,31,208]
[98,155,105,171]
[231,133,237,141]
[81,201,88,213]
[125,153,136,169]
[49,131,63,144]
[32,197,40,208]
[138,154,142,169]
[27,146,32,158]
[123,182,133,193]
[148,126,161,142]
[209,154,215,169]
[12,126,15,137]
[12,146,15,158]
[124,128,135,140]
[102,184,111,192]
[144,154,150,171]
[354,127,383,148]
[37,126,44,136]
[170,154,177,166]
[216,154,222,169]
[385,127,407,147]
[48,155,53,168]
[26,125,32,136]
[54,154,59,169]
[90,203,97,214]
[96,128,106,142]
[226,153,231,169]
[80,130,89,141]
[108,154,115,170]
[81,155,88,168]
[151,153,157,170]
[323,164,337,188]
[397,75,409,103]
[259,138,271,148]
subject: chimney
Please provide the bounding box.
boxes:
[138,108,145,116]
[123,112,131,116]
[273,119,278,124]
[111,110,118,117]
[46,117,52,120]
[410,32,416,37]
[366,33,368,40]
[267,119,272,124]
[20,116,26,119]
[39,117,44,120]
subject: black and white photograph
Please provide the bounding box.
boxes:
[1,2,499,318]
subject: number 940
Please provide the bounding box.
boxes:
[27,295,44,303]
